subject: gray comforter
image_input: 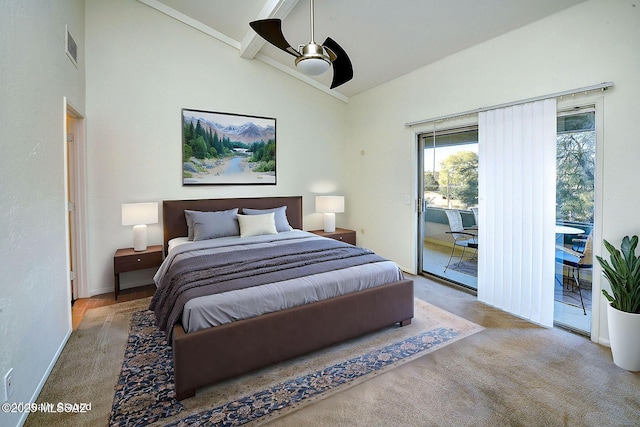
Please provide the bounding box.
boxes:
[150,237,387,338]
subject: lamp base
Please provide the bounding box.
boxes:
[132,224,148,252]
[323,213,336,233]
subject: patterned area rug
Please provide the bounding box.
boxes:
[110,311,185,426]
[110,302,482,427]
[167,328,458,427]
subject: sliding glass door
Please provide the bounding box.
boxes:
[417,108,596,314]
[554,108,596,334]
[419,127,479,289]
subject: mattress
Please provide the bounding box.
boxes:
[154,230,403,333]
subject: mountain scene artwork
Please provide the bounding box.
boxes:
[182,108,276,185]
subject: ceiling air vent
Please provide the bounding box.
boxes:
[66,25,78,67]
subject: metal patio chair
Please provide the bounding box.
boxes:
[444,209,478,273]
[555,231,592,315]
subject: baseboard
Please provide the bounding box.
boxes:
[18,327,72,427]
[398,264,416,275]
[89,280,155,297]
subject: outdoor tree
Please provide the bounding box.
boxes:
[424,171,440,192]
[556,131,595,222]
[439,151,478,208]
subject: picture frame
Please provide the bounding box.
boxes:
[182,108,276,185]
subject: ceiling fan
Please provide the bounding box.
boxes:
[249,0,353,89]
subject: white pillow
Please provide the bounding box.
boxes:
[242,206,293,232]
[237,213,278,238]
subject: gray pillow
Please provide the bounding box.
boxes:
[185,208,239,241]
[242,206,293,232]
[184,210,197,240]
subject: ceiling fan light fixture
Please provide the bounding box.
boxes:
[249,0,353,89]
[295,43,331,76]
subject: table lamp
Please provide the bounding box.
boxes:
[315,196,344,233]
[121,202,158,251]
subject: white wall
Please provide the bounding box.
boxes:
[346,0,640,342]
[0,1,634,421]
[0,1,85,425]
[84,0,349,296]
[5,0,635,422]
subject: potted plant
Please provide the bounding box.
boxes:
[596,235,640,371]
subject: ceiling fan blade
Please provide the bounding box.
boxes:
[323,37,353,89]
[249,19,301,58]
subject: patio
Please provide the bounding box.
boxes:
[422,212,593,333]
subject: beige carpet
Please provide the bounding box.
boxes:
[25,298,145,427]
[24,275,640,426]
[25,295,482,427]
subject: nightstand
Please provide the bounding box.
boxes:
[309,228,356,245]
[113,245,163,300]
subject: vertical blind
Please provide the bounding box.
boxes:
[477,99,557,327]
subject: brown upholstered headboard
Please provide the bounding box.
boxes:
[162,196,303,253]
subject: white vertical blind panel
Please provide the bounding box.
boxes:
[478,99,556,327]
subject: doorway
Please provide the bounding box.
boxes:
[418,126,479,290]
[415,108,597,333]
[553,107,596,334]
[64,100,87,304]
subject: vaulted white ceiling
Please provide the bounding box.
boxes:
[142,0,585,101]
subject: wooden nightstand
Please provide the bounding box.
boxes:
[113,245,163,300]
[309,228,356,245]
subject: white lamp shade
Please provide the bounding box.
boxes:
[122,202,158,226]
[315,196,345,213]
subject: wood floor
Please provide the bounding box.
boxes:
[71,284,156,330]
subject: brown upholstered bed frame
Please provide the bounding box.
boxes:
[162,196,414,400]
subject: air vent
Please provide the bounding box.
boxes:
[66,25,78,67]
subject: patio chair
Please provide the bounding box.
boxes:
[571,230,590,253]
[555,231,592,315]
[471,207,479,228]
[444,209,478,273]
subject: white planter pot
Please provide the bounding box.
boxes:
[607,303,640,371]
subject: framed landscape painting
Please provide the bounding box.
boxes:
[182,108,276,185]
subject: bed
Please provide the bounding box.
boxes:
[153,196,414,400]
